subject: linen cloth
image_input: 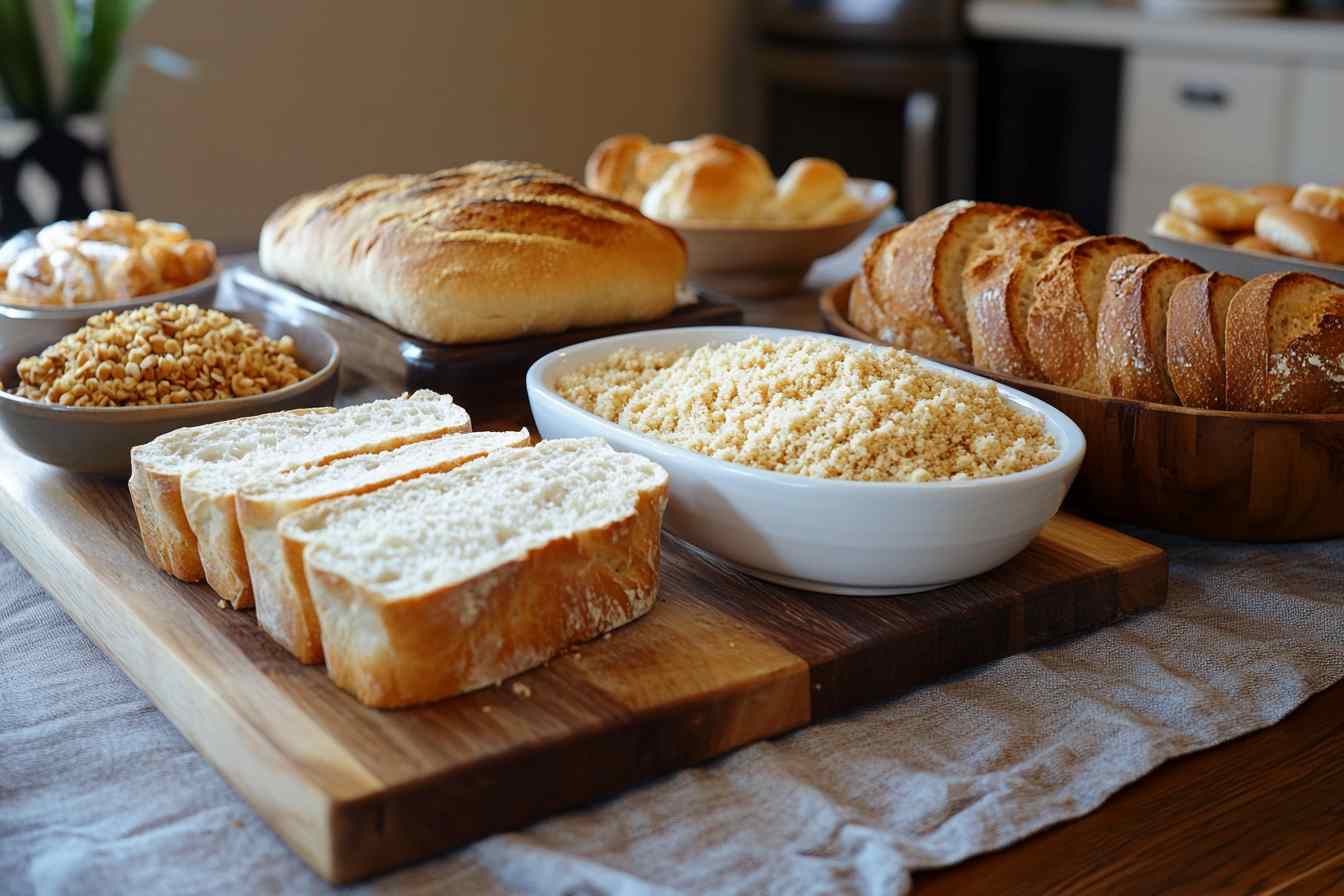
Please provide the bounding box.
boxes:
[4,531,1343,896]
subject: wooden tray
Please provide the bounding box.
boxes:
[821,277,1344,542]
[222,268,744,392]
[0,418,1166,882]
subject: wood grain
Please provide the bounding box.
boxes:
[0,419,1166,882]
[822,277,1344,542]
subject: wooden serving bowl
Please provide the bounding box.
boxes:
[821,277,1344,542]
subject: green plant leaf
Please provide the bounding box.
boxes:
[65,0,155,115]
[0,0,53,119]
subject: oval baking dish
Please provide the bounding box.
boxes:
[821,277,1344,542]
[526,326,1085,596]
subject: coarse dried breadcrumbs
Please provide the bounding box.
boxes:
[556,336,1058,482]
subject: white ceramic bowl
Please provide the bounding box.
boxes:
[526,326,1086,595]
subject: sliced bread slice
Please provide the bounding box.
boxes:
[237,428,531,664]
[130,391,471,605]
[1096,254,1205,403]
[278,438,669,709]
[1165,272,1245,409]
[1225,272,1344,413]
[1025,235,1151,394]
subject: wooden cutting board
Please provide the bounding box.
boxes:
[0,432,1167,883]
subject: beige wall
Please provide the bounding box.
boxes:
[111,1,750,251]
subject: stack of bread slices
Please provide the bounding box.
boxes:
[850,200,1344,413]
[129,391,669,708]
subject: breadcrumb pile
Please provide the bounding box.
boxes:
[556,337,1057,482]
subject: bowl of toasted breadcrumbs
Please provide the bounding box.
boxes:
[528,328,1084,595]
[0,303,339,474]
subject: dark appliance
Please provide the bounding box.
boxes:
[753,0,975,217]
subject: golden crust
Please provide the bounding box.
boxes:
[1255,205,1344,264]
[1165,272,1244,410]
[1096,254,1204,403]
[259,162,686,344]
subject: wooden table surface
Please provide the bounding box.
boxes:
[746,285,1344,896]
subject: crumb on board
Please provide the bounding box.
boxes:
[511,682,532,699]
[216,599,226,609]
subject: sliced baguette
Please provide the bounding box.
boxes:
[1225,272,1344,413]
[1096,254,1205,402]
[1025,235,1151,394]
[280,439,669,708]
[963,208,1087,378]
[863,200,1009,363]
[1165,272,1245,409]
[237,429,531,663]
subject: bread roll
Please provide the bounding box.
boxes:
[1245,184,1298,206]
[769,158,851,223]
[1169,184,1264,232]
[1232,234,1279,255]
[1025,235,1151,393]
[1165,272,1245,410]
[1096,253,1204,403]
[640,148,775,223]
[1255,204,1344,264]
[4,247,101,306]
[1290,184,1344,223]
[634,144,679,189]
[76,241,162,299]
[1152,211,1221,245]
[963,208,1087,379]
[35,220,84,252]
[1225,272,1344,413]
[260,161,686,344]
[861,201,1009,364]
[584,133,650,206]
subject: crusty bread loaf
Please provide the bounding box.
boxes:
[1225,272,1344,413]
[583,133,651,206]
[962,208,1087,378]
[1232,234,1279,254]
[130,392,471,606]
[1255,204,1344,264]
[1291,184,1344,223]
[1246,184,1297,207]
[259,162,686,344]
[281,439,669,708]
[237,429,530,663]
[863,201,1009,364]
[1165,272,1245,410]
[1152,211,1221,245]
[1025,235,1151,394]
[1169,184,1264,232]
[1096,254,1204,402]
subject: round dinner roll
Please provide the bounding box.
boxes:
[76,241,162,299]
[1153,211,1221,245]
[634,144,679,190]
[640,148,775,223]
[1255,204,1344,265]
[4,247,101,306]
[667,134,773,182]
[769,158,853,223]
[584,133,650,206]
[1245,183,1297,206]
[1291,184,1344,223]
[1232,234,1279,255]
[1170,184,1264,232]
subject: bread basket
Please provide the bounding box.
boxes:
[822,277,1344,542]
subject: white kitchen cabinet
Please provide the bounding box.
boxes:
[1287,65,1344,186]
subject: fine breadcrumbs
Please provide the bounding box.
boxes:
[556,337,1058,482]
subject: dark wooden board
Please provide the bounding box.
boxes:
[223,268,744,394]
[0,420,1167,883]
[821,277,1344,542]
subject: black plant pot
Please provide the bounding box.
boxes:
[0,117,126,239]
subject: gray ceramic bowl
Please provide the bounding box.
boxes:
[0,310,340,475]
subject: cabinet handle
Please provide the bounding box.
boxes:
[1178,84,1228,108]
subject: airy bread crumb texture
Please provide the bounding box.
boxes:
[556,337,1058,482]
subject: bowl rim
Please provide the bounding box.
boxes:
[652,178,896,235]
[526,324,1086,493]
[0,265,223,317]
[0,310,340,418]
[820,276,1344,423]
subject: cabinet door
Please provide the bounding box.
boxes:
[1287,66,1344,185]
